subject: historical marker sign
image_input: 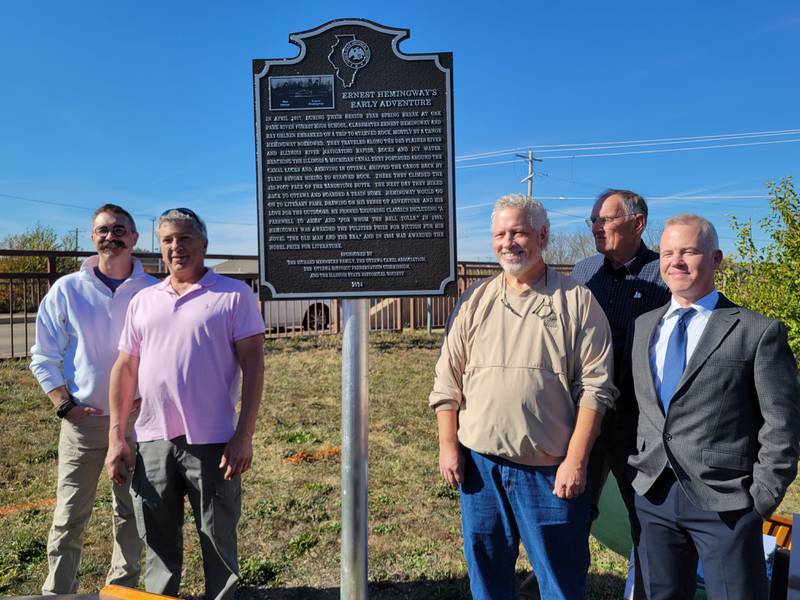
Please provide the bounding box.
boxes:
[254,19,456,299]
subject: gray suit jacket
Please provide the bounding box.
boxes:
[621,293,800,517]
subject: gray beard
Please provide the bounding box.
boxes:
[498,255,529,275]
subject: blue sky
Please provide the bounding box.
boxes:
[1,1,798,261]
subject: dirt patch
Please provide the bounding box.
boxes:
[0,497,54,517]
[284,447,341,464]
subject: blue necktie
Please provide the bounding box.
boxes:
[660,308,696,413]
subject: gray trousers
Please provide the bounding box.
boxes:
[43,415,141,594]
[132,437,241,600]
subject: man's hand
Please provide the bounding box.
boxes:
[219,430,253,480]
[47,386,102,422]
[554,406,603,499]
[105,438,133,485]
[553,456,587,499]
[64,405,103,422]
[439,440,464,488]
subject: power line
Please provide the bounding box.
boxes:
[457,159,522,170]
[0,193,255,226]
[0,193,101,214]
[456,138,800,169]
[456,195,770,214]
[455,128,800,162]
[540,138,800,160]
[534,132,800,154]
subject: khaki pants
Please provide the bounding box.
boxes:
[133,437,241,600]
[42,414,141,594]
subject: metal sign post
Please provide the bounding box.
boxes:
[340,298,369,599]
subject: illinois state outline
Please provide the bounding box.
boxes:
[328,34,359,87]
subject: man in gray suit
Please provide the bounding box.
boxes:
[620,214,800,599]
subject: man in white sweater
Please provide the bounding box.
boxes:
[30,203,157,594]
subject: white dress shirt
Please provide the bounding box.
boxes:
[649,289,719,400]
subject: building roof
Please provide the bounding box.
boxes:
[212,259,259,274]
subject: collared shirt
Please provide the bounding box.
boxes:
[571,243,670,369]
[118,269,265,444]
[649,289,719,400]
[428,269,617,466]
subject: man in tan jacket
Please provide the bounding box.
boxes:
[429,194,617,600]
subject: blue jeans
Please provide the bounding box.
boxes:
[460,449,590,600]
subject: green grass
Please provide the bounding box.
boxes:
[1,333,797,598]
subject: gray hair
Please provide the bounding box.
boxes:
[597,189,648,226]
[664,214,719,251]
[158,208,208,240]
[491,194,550,248]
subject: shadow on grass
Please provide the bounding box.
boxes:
[263,335,341,355]
[369,335,442,351]
[262,330,443,356]
[237,571,625,599]
[239,578,469,599]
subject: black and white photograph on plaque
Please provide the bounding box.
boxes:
[268,75,335,110]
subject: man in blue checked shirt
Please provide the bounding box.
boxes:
[571,189,669,599]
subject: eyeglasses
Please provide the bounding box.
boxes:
[161,207,201,221]
[93,225,129,237]
[160,207,207,236]
[585,214,633,227]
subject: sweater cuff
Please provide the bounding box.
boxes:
[38,373,67,395]
[577,395,608,416]
[431,400,459,413]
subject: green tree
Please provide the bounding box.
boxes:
[0,223,80,311]
[720,177,800,355]
[0,223,80,273]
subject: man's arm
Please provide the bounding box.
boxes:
[437,409,463,488]
[553,406,603,498]
[30,288,105,421]
[46,385,102,421]
[608,320,640,478]
[220,333,265,481]
[557,292,617,498]
[105,351,140,485]
[429,290,473,488]
[750,319,800,516]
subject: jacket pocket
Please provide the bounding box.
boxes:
[701,448,752,472]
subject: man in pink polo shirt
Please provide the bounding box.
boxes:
[105,208,265,600]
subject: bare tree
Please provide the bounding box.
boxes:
[545,230,597,265]
[644,225,662,252]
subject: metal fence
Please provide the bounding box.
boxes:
[0,249,573,358]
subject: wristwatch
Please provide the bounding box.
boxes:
[56,396,77,418]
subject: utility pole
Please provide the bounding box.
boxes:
[150,217,164,272]
[516,149,542,198]
[71,228,80,251]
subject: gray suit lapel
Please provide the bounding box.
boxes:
[635,305,669,421]
[673,295,740,399]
